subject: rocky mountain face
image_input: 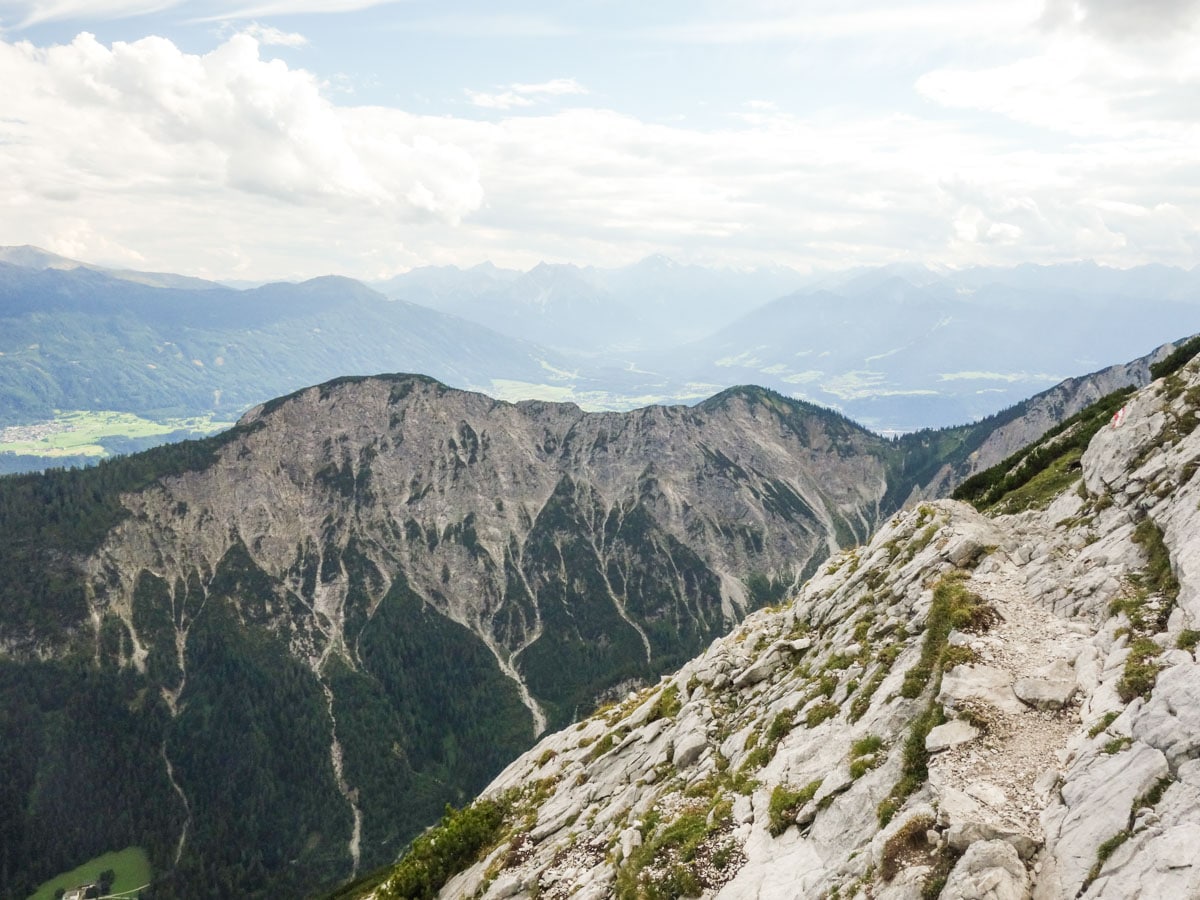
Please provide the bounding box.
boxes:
[0,376,904,899]
[360,356,1200,899]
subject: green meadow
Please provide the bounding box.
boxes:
[28,846,152,900]
[0,410,234,460]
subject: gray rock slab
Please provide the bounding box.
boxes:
[1130,662,1200,768]
[926,719,981,753]
[672,729,708,769]
[1014,658,1077,710]
[939,664,1025,714]
[941,839,1030,900]
[1052,742,1170,897]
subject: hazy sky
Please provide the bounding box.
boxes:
[1,0,1198,280]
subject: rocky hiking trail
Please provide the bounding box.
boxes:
[928,556,1091,854]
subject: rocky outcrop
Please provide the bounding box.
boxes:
[361,355,1200,900]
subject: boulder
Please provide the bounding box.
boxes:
[925,719,981,753]
[672,729,708,769]
[733,650,784,688]
[946,821,1041,862]
[940,839,1029,900]
[939,664,1025,714]
[1014,658,1077,710]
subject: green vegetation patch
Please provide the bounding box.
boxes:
[1085,829,1131,886]
[1117,637,1163,703]
[877,703,945,826]
[767,780,822,836]
[615,792,738,900]
[1131,519,1180,607]
[953,387,1134,512]
[1087,711,1120,739]
[1150,336,1200,380]
[28,846,152,900]
[378,796,510,900]
[848,734,885,780]
[901,576,993,699]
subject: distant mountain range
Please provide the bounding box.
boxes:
[1,246,1198,473]
[649,262,1200,429]
[0,255,609,427]
[373,255,813,352]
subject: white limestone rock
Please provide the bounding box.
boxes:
[940,839,1030,900]
[1042,742,1170,898]
[938,664,1025,715]
[1014,658,1078,710]
[925,719,981,753]
[672,729,709,769]
[1129,662,1200,768]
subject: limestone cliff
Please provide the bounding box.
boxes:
[363,357,1200,900]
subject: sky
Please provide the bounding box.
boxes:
[0,0,1198,281]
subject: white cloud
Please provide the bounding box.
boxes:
[0,31,481,217]
[1041,0,1200,43]
[1,1,176,27]
[1,19,1199,280]
[466,78,586,110]
[240,22,307,47]
[0,0,405,27]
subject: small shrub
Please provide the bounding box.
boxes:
[1177,629,1200,652]
[939,644,978,670]
[586,732,617,762]
[767,780,821,836]
[1086,829,1130,884]
[880,814,935,881]
[805,701,839,728]
[1131,519,1180,606]
[878,703,944,826]
[738,745,771,774]
[380,796,510,900]
[1136,776,1174,811]
[850,734,884,757]
[1117,637,1162,702]
[810,672,840,700]
[849,668,886,723]
[766,709,796,745]
[1103,736,1133,755]
[849,755,881,780]
[1087,711,1120,739]
[647,684,682,723]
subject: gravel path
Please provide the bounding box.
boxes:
[928,556,1091,838]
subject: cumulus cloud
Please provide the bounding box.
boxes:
[0,31,482,216]
[466,77,586,110]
